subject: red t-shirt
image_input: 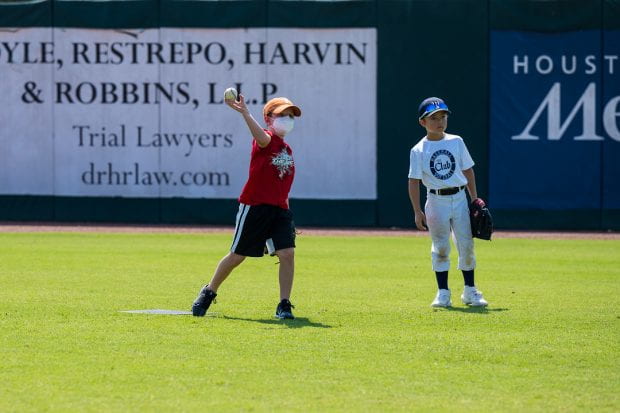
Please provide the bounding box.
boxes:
[238,130,295,209]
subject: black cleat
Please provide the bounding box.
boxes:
[192,285,217,317]
[275,299,295,320]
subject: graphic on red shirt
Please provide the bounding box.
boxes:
[238,130,295,209]
[271,148,294,179]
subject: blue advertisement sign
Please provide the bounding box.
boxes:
[490,30,620,210]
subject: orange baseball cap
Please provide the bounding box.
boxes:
[263,97,302,118]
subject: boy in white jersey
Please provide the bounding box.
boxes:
[408,97,489,307]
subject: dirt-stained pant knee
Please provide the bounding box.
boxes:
[425,191,476,272]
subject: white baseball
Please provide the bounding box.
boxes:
[224,87,238,101]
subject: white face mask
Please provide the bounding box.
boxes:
[270,116,295,136]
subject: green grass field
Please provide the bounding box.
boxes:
[0,231,618,412]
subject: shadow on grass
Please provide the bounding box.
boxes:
[222,315,332,329]
[439,306,510,314]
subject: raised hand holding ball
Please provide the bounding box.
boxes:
[224,87,238,102]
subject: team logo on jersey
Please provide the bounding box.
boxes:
[272,148,294,179]
[430,149,456,180]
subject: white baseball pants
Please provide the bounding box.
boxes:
[424,190,476,272]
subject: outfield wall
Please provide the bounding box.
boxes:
[0,0,618,230]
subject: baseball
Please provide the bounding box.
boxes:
[224,87,238,101]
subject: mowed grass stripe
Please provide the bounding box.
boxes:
[0,233,618,412]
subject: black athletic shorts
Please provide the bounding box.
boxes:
[230,203,296,257]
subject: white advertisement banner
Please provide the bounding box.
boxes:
[0,28,377,199]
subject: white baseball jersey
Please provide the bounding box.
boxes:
[408,133,474,190]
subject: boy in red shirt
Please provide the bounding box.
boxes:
[192,94,301,319]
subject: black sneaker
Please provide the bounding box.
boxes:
[275,299,295,319]
[192,285,217,317]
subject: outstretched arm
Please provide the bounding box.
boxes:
[226,95,271,148]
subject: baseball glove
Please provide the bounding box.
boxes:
[470,198,494,240]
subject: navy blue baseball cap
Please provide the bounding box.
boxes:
[418,97,451,120]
